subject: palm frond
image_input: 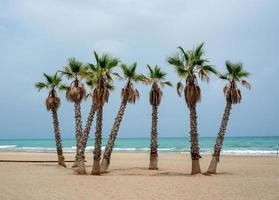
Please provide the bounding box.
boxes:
[111,72,123,80]
[93,51,100,65]
[35,82,47,91]
[66,82,86,103]
[202,65,218,74]
[147,64,153,76]
[130,62,137,73]
[147,65,168,81]
[238,71,250,78]
[176,82,183,97]
[167,55,184,67]
[177,46,189,62]
[176,66,188,77]
[105,82,115,91]
[138,74,151,85]
[108,58,120,69]
[58,84,68,91]
[68,57,83,73]
[194,43,204,58]
[58,69,73,80]
[225,60,234,74]
[241,80,251,90]
[198,68,209,82]
[219,73,228,80]
[43,73,53,84]
[149,83,163,106]
[160,81,173,87]
[45,94,61,111]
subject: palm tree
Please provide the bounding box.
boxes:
[100,62,141,172]
[60,58,86,168]
[207,61,251,174]
[167,43,217,174]
[88,51,119,175]
[73,74,98,174]
[144,65,172,170]
[35,73,67,167]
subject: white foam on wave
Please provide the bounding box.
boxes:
[222,149,278,155]
[70,146,147,152]
[67,146,106,152]
[0,144,277,155]
[86,146,94,151]
[0,145,17,149]
[180,149,278,155]
[21,147,56,152]
[114,147,137,151]
[158,147,177,151]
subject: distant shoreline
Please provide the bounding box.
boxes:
[1,136,279,140]
[0,149,278,156]
[0,151,278,156]
[0,137,278,155]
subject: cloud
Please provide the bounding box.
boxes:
[93,40,129,56]
[0,0,279,138]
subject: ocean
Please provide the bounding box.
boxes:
[0,137,278,155]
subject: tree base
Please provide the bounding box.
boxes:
[149,154,158,170]
[91,160,101,175]
[75,159,86,175]
[191,159,201,175]
[58,162,67,168]
[207,156,218,174]
[72,159,78,168]
[100,158,109,173]
[58,155,67,168]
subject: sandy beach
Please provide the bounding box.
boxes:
[0,152,278,200]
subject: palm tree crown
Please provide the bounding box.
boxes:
[120,62,141,103]
[221,60,251,104]
[167,43,217,107]
[35,73,67,111]
[143,65,172,106]
[85,51,120,108]
[61,57,86,103]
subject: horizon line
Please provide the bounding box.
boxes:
[0,135,278,140]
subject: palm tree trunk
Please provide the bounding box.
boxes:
[189,105,201,174]
[149,105,158,170]
[51,109,66,168]
[73,102,83,168]
[75,103,96,174]
[207,101,232,174]
[91,106,103,175]
[101,100,127,172]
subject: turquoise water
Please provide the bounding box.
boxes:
[0,137,278,155]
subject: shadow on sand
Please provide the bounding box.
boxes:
[30,164,234,177]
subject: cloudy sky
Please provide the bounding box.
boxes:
[0,0,278,139]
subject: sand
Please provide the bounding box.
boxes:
[0,152,278,200]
